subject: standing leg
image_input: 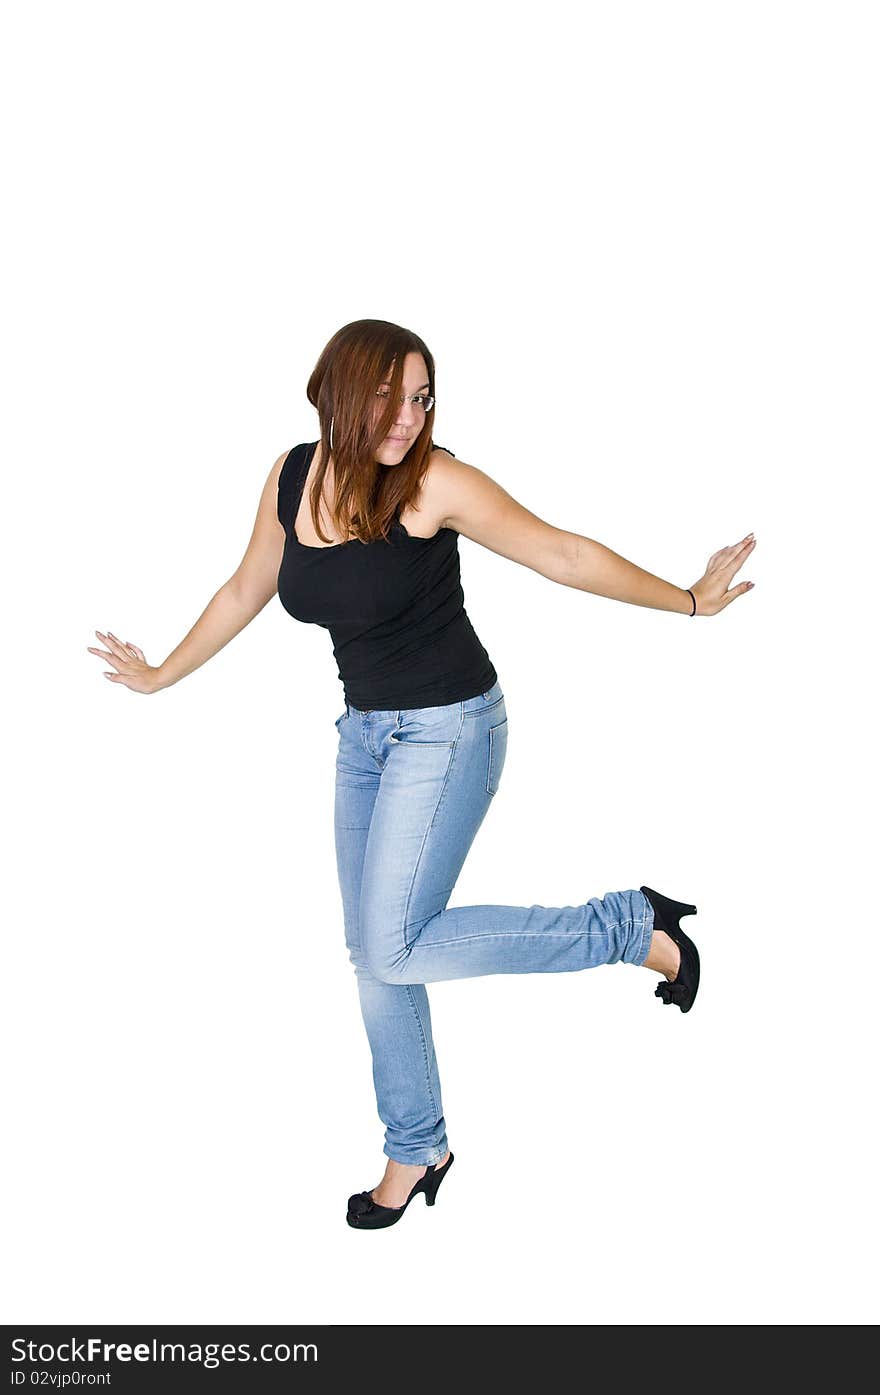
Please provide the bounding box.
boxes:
[333,710,449,1167]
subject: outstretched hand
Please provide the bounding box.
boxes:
[690,534,757,616]
[87,631,165,693]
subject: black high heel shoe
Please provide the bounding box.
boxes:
[640,885,700,1013]
[346,1152,455,1229]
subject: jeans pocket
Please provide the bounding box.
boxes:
[487,717,508,795]
[462,682,505,720]
[392,727,457,748]
[334,710,347,732]
[392,703,461,747]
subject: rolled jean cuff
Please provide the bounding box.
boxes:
[631,890,655,965]
[384,1139,449,1166]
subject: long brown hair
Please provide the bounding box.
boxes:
[305,319,439,545]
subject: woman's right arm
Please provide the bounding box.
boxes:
[89,450,289,693]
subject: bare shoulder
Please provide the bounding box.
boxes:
[421,446,580,586]
[422,447,505,532]
[270,445,294,482]
[421,447,479,528]
[397,446,457,535]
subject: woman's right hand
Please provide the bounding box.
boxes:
[87,631,166,694]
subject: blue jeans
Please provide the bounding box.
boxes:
[333,678,655,1164]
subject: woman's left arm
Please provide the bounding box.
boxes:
[426,452,756,618]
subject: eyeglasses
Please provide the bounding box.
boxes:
[376,389,435,412]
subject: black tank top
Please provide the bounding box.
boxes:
[276,441,497,710]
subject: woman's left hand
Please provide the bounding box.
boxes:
[690,534,757,616]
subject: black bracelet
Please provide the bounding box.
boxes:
[687,589,697,616]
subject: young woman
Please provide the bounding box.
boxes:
[88,318,757,1230]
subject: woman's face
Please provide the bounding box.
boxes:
[372,351,431,466]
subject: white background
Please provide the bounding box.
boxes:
[3,0,877,1326]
